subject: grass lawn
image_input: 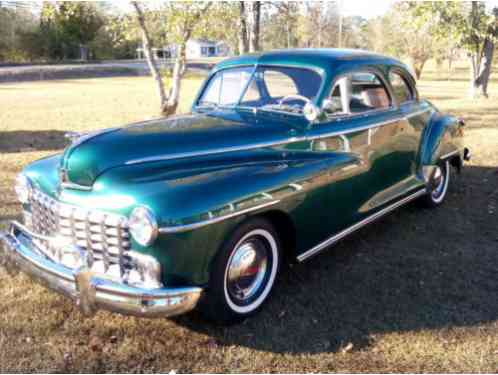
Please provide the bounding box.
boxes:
[0,65,497,373]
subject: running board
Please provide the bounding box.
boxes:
[296,188,427,262]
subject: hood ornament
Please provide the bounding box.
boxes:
[65,131,84,144]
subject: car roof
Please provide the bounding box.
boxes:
[214,48,412,79]
[210,49,416,105]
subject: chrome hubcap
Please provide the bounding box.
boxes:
[431,166,445,199]
[226,239,269,304]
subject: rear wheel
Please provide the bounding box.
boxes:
[419,160,450,207]
[200,218,281,324]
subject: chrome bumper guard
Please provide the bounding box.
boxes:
[0,221,203,318]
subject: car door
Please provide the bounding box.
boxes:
[302,69,421,242]
[387,68,432,175]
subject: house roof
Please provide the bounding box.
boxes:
[188,39,218,46]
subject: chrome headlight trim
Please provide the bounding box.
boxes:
[14,173,32,204]
[128,206,158,246]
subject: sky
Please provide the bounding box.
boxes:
[115,0,394,18]
[340,0,393,19]
[114,0,498,19]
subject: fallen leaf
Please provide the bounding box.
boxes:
[342,342,354,353]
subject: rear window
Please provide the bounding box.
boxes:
[389,71,414,104]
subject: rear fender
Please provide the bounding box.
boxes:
[418,111,464,170]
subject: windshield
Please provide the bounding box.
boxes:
[197,65,322,115]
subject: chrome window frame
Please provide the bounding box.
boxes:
[193,63,326,119]
[319,67,395,122]
[387,68,418,105]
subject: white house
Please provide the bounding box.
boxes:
[136,40,231,60]
[185,39,231,58]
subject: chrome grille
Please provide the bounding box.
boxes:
[27,188,131,274]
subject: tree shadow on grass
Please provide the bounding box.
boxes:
[174,165,498,355]
[0,130,69,153]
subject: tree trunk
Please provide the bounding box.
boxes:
[79,44,88,61]
[286,18,291,48]
[162,42,185,116]
[475,37,495,98]
[238,2,248,55]
[131,1,168,115]
[248,1,261,53]
[468,53,477,97]
[413,59,426,80]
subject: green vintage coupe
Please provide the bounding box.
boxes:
[1,49,470,324]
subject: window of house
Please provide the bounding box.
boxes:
[389,71,414,104]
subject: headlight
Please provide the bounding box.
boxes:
[15,173,32,204]
[128,206,158,246]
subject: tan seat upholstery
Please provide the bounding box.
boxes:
[361,88,390,108]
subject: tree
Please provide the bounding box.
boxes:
[132,1,211,116]
[0,5,39,62]
[247,1,261,52]
[238,1,261,54]
[261,1,299,50]
[296,2,340,48]
[41,2,103,60]
[410,1,498,97]
[196,2,239,55]
[238,2,248,54]
[362,3,455,80]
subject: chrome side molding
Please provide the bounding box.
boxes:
[440,149,460,160]
[159,200,280,234]
[297,188,427,262]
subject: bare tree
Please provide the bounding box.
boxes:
[248,1,261,52]
[132,1,211,116]
[238,1,248,54]
[132,2,169,115]
[238,1,260,54]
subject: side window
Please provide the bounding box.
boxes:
[350,72,390,112]
[199,67,252,106]
[324,71,391,116]
[389,71,413,104]
[263,70,298,98]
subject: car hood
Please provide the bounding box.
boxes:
[59,110,305,187]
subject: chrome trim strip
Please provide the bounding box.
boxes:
[306,116,404,141]
[297,188,427,262]
[405,108,431,119]
[10,220,52,242]
[60,182,93,191]
[124,108,432,166]
[440,149,460,160]
[125,139,305,165]
[159,200,280,234]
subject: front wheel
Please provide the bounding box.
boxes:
[419,160,451,207]
[200,218,281,324]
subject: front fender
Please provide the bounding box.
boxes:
[95,149,357,286]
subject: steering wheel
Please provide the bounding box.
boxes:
[278,94,312,108]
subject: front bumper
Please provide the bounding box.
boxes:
[0,221,203,318]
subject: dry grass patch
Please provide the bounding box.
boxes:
[0,65,497,373]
